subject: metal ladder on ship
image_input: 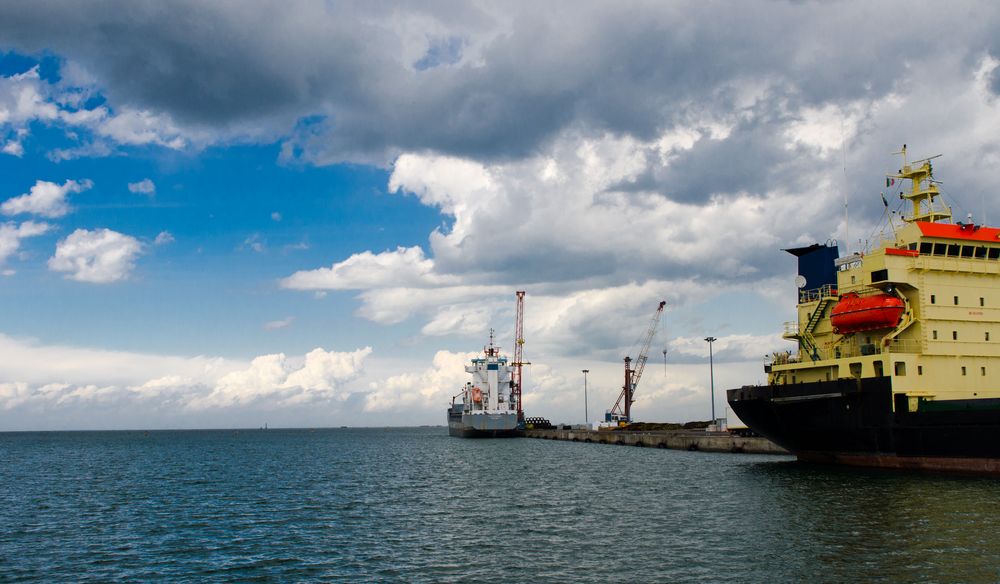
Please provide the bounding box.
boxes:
[800,290,835,362]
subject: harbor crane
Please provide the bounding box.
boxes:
[606,300,666,425]
[512,291,527,425]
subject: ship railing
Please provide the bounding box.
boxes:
[783,321,799,336]
[831,345,878,359]
[883,338,922,353]
[769,351,797,366]
[798,284,838,304]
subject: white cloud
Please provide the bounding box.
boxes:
[153,230,175,245]
[0,67,59,128]
[364,350,473,412]
[281,245,456,291]
[1,179,93,218]
[48,228,144,283]
[669,333,786,362]
[242,233,265,253]
[2,137,24,157]
[127,178,156,195]
[0,220,50,264]
[94,108,187,149]
[0,333,372,420]
[264,316,294,331]
[271,211,282,222]
[185,346,372,410]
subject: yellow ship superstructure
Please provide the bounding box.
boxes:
[773,147,1000,409]
[728,146,1000,474]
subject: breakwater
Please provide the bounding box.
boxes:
[524,428,788,454]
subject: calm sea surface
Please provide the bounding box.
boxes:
[1,427,999,582]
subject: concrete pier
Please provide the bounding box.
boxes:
[524,428,788,454]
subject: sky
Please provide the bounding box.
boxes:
[3,1,1000,430]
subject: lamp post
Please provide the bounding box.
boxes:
[704,337,717,423]
[582,369,590,426]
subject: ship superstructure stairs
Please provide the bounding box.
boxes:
[788,284,837,362]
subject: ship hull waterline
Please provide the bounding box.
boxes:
[728,378,1000,475]
[447,408,523,438]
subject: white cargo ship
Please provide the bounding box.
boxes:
[447,331,522,438]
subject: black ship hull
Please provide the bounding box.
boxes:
[727,377,1000,474]
[447,406,523,438]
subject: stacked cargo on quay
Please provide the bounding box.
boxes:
[728,146,1000,474]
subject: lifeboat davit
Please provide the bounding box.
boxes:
[830,292,905,334]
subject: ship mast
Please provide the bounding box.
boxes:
[889,144,951,224]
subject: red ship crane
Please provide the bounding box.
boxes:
[607,300,666,425]
[512,291,527,424]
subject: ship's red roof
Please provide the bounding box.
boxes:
[916,221,1000,243]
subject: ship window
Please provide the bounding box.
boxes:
[933,243,946,255]
[953,331,958,340]
[932,330,938,340]
[987,332,991,341]
[962,366,967,376]
[909,243,918,251]
[894,362,906,376]
[871,269,888,283]
[849,363,862,378]
[917,365,923,375]
[981,297,985,307]
[930,294,936,304]
[983,367,987,376]
[874,361,884,377]
[976,246,988,259]
[920,242,933,254]
[954,296,959,305]
[947,244,961,256]
[961,245,974,258]
[990,247,1000,260]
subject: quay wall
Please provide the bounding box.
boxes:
[524,429,788,455]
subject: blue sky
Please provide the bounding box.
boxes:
[3,1,1000,429]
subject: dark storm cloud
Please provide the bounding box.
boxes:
[3,1,997,164]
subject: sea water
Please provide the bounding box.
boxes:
[1,427,998,582]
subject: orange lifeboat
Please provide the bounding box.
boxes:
[471,386,483,403]
[830,292,905,334]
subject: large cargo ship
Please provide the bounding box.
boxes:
[728,146,1000,474]
[447,331,523,438]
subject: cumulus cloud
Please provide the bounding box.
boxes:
[0,2,994,166]
[153,230,174,245]
[187,347,372,409]
[0,64,194,160]
[48,228,144,283]
[0,333,372,422]
[1,179,92,218]
[0,220,50,264]
[364,350,473,413]
[282,245,456,291]
[127,178,156,195]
